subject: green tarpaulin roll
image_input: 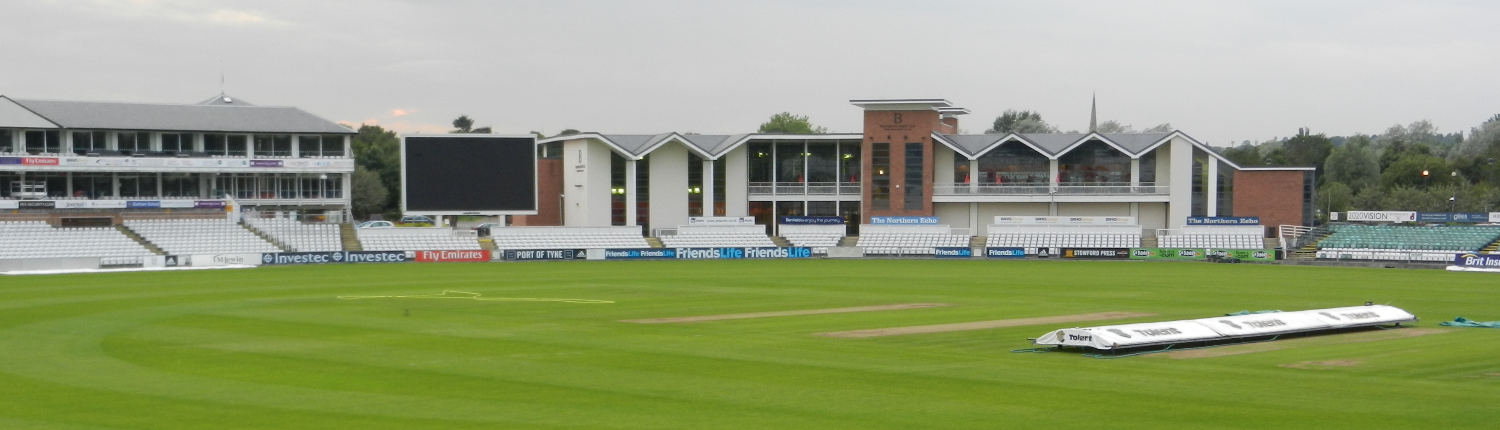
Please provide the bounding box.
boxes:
[1438,317,1500,328]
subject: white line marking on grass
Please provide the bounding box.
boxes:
[337,290,613,304]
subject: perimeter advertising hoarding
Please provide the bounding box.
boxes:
[673,247,812,259]
[1185,217,1260,225]
[687,217,756,225]
[1416,212,1492,223]
[1346,211,1417,222]
[1454,253,1500,268]
[503,249,576,261]
[604,249,677,259]
[985,247,1026,258]
[260,251,410,265]
[413,250,490,262]
[1129,248,1207,260]
[1208,249,1275,261]
[1060,248,1130,259]
[933,247,972,258]
[185,253,263,267]
[994,216,1137,225]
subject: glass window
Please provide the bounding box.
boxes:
[204,134,227,156]
[1139,151,1157,183]
[776,201,804,217]
[165,173,196,197]
[161,133,192,153]
[118,132,149,153]
[838,201,861,236]
[635,155,650,228]
[254,135,274,157]
[324,174,342,198]
[1058,140,1130,184]
[538,141,562,159]
[1191,158,1206,217]
[977,142,1049,184]
[118,175,157,198]
[903,142,923,210]
[839,141,860,184]
[954,155,970,183]
[322,135,344,157]
[776,141,804,183]
[747,141,772,183]
[1217,162,1234,217]
[687,154,704,217]
[0,129,12,153]
[749,201,773,235]
[72,131,107,153]
[871,142,890,210]
[298,136,320,157]
[807,142,836,183]
[24,131,61,154]
[807,201,836,216]
[611,153,626,225]
[228,135,248,157]
[712,158,725,216]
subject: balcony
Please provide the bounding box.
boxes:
[748,182,861,199]
[932,182,1169,202]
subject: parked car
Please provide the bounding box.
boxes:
[472,223,498,237]
[399,215,434,225]
[356,220,394,229]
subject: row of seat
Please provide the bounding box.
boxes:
[245,218,343,252]
[986,233,1141,249]
[359,236,482,251]
[0,221,155,262]
[1157,234,1265,250]
[659,232,776,248]
[1319,225,1500,252]
[491,232,649,250]
[781,232,844,254]
[1316,248,1458,262]
[858,233,969,255]
[124,219,282,255]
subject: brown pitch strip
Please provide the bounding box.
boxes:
[622,303,951,323]
[816,311,1156,338]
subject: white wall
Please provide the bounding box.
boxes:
[724,145,748,217]
[1167,137,1194,230]
[1139,202,1168,235]
[975,202,1051,235]
[934,145,955,184]
[649,142,689,233]
[563,139,613,226]
[1056,203,1131,216]
[934,202,971,232]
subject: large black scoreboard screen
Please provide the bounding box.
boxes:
[400,135,537,215]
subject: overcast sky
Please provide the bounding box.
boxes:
[4,0,1497,145]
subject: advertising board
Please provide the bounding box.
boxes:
[260,251,410,265]
[1454,253,1500,268]
[984,247,1026,258]
[870,216,939,225]
[1060,248,1129,259]
[1416,212,1491,223]
[672,247,812,259]
[995,216,1136,225]
[185,253,263,267]
[1129,248,1207,260]
[779,216,844,225]
[1185,217,1260,226]
[933,247,972,258]
[688,216,757,225]
[413,250,490,262]
[503,249,576,261]
[603,249,677,259]
[1346,211,1417,222]
[1208,249,1275,261]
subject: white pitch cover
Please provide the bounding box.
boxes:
[1296,305,1416,328]
[1033,305,1416,350]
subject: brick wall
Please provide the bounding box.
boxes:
[1232,170,1305,232]
[862,110,940,221]
[513,158,562,226]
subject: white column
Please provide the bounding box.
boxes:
[1167,138,1193,229]
[1130,158,1141,187]
[969,159,979,192]
[291,135,300,158]
[1206,157,1219,217]
[625,159,638,226]
[111,172,120,198]
[724,145,749,217]
[156,172,163,197]
[342,172,352,209]
[107,131,117,150]
[62,131,72,154]
[343,135,351,157]
[968,202,978,235]
[65,172,73,196]
[702,158,715,216]
[1048,159,1059,192]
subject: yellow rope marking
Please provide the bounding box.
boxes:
[337,290,613,304]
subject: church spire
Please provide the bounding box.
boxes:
[1089,93,1098,133]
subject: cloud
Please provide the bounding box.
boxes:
[81,0,287,26]
[391,109,409,117]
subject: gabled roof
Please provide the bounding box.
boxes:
[197,94,255,106]
[540,132,861,160]
[5,96,353,134]
[1016,133,1089,156]
[936,131,1177,160]
[0,96,58,129]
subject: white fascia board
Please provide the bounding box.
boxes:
[930,133,975,160]
[1132,133,1177,158]
[1051,133,1135,159]
[709,133,862,160]
[637,133,715,160]
[538,133,644,160]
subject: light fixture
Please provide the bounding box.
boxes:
[1422,170,1430,177]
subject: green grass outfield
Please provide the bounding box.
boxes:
[2,260,1499,429]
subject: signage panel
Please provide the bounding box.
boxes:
[1129,248,1206,260]
[0,200,17,209]
[933,247,973,258]
[673,247,812,259]
[984,247,1026,258]
[1209,249,1274,261]
[1346,211,1417,222]
[603,248,677,259]
[249,160,284,168]
[687,216,756,225]
[159,200,196,208]
[194,200,226,209]
[1455,253,1500,268]
[870,216,939,225]
[994,216,1136,225]
[503,249,576,261]
[18,200,55,209]
[185,253,262,267]
[1060,248,1129,259]
[126,200,161,209]
[1185,216,1260,225]
[779,216,844,225]
[413,250,490,262]
[260,251,410,265]
[1416,212,1491,223]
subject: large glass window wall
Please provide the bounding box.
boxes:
[214,173,343,200]
[298,135,346,157]
[871,142,890,209]
[71,131,107,154]
[163,173,197,197]
[977,141,1049,184]
[161,133,193,154]
[118,175,158,198]
[24,131,61,154]
[749,139,862,196]
[0,130,12,153]
[903,143,923,210]
[688,154,704,217]
[1058,140,1130,184]
[117,132,150,154]
[254,135,293,157]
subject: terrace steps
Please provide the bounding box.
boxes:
[243,224,286,251]
[771,236,792,247]
[116,226,166,255]
[478,238,497,251]
[1482,238,1500,254]
[969,236,986,247]
[339,224,362,251]
[1139,236,1157,248]
[645,237,664,248]
[838,236,859,247]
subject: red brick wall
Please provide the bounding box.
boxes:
[1232,170,1304,231]
[862,110,940,221]
[513,158,562,226]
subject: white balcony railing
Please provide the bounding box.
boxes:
[933,182,1167,196]
[749,182,860,196]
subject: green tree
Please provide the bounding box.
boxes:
[1379,154,1454,190]
[350,166,388,219]
[451,115,492,134]
[1315,181,1354,218]
[1220,144,1264,167]
[1323,135,1380,192]
[986,110,1055,134]
[1142,123,1173,133]
[757,112,827,134]
[351,124,401,214]
[1095,120,1131,133]
[1281,129,1333,171]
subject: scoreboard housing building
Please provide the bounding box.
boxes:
[527,99,1314,236]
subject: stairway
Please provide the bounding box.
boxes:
[241,224,286,251]
[339,223,362,251]
[645,237,664,248]
[1481,237,1500,254]
[478,237,497,251]
[117,226,165,256]
[771,236,792,247]
[969,236,985,247]
[1139,235,1157,248]
[838,236,859,247]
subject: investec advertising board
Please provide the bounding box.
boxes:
[260,251,410,265]
[603,247,812,260]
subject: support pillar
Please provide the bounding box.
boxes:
[1206,158,1218,217]
[625,159,638,226]
[65,172,73,197]
[111,172,120,198]
[702,158,715,216]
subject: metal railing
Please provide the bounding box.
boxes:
[750,182,861,196]
[933,182,1167,196]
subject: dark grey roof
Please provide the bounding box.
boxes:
[1017,133,1088,155]
[598,134,665,156]
[9,98,352,134]
[197,94,256,106]
[1098,132,1171,154]
[937,134,1003,157]
[681,134,752,156]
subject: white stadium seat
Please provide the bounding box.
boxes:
[0,220,156,265]
[1156,233,1263,250]
[856,232,970,255]
[659,231,776,248]
[123,218,283,255]
[491,228,649,250]
[245,218,343,252]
